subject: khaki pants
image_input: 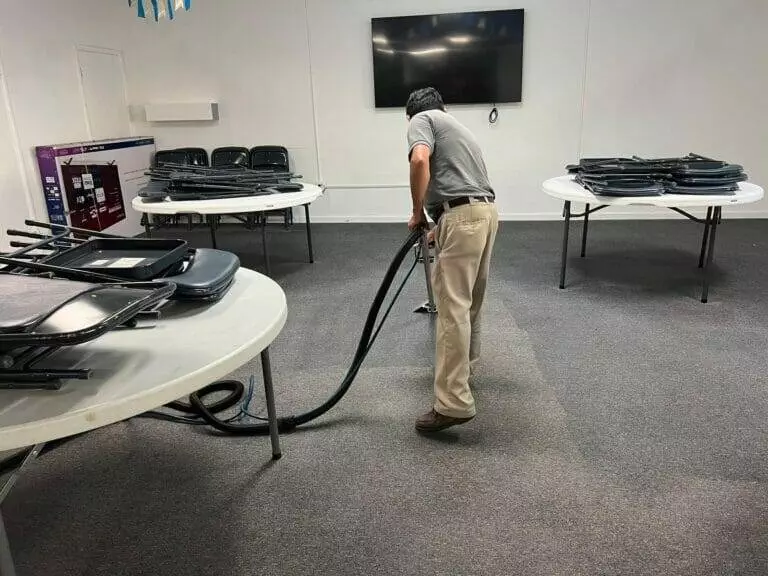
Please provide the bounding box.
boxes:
[432,200,499,418]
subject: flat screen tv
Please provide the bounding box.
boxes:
[371,9,524,108]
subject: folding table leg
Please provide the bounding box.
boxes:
[261,213,271,276]
[260,348,282,460]
[701,207,721,303]
[0,511,16,576]
[559,201,572,289]
[581,203,590,258]
[304,204,314,264]
[0,443,44,576]
[698,207,713,268]
[208,216,218,249]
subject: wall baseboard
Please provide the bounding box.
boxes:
[306,210,768,224]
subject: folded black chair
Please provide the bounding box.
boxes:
[154,149,189,167]
[250,145,293,227]
[0,274,175,389]
[152,148,209,227]
[250,145,290,173]
[176,147,209,167]
[2,222,239,303]
[212,147,250,168]
[161,248,240,301]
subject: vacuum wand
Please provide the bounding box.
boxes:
[420,229,436,312]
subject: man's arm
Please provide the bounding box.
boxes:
[408,144,431,230]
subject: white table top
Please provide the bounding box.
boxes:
[132,184,324,216]
[0,268,287,451]
[543,176,764,208]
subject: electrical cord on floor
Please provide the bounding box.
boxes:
[153,228,424,436]
[140,376,270,424]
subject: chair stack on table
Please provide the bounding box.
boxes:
[567,154,748,197]
[149,145,298,228]
[140,163,303,201]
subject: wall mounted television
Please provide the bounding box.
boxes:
[371,9,524,108]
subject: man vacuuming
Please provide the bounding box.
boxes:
[406,87,499,433]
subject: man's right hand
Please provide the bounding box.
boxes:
[408,211,426,231]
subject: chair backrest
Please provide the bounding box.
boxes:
[176,147,209,167]
[154,149,189,167]
[211,147,250,168]
[249,146,289,172]
[154,148,209,167]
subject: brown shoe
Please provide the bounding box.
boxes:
[415,409,474,432]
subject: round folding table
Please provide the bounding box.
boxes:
[0,268,287,575]
[542,176,764,302]
[132,184,324,275]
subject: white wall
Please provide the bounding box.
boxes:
[307,0,589,221]
[121,0,768,221]
[0,0,131,248]
[3,0,756,225]
[581,0,768,218]
[0,59,31,250]
[124,1,318,177]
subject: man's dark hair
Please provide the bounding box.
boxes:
[406,87,446,118]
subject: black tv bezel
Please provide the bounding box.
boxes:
[371,8,525,108]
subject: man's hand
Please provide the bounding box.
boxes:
[427,228,435,245]
[408,211,426,231]
[409,145,431,231]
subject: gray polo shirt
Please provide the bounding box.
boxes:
[407,109,494,219]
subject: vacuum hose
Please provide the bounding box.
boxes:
[161,228,424,435]
[0,229,425,475]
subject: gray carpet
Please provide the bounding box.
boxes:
[4,218,768,575]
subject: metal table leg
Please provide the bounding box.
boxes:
[207,216,218,249]
[581,203,590,258]
[701,206,721,303]
[260,348,282,460]
[559,201,572,289]
[0,443,44,576]
[261,213,271,276]
[698,207,713,268]
[144,215,152,239]
[303,204,314,264]
[0,511,15,576]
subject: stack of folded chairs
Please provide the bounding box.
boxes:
[0,221,243,389]
[140,163,303,202]
[567,154,747,197]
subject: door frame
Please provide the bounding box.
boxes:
[75,45,133,140]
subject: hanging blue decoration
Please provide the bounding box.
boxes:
[129,0,190,21]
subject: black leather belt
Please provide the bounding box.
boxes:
[433,196,493,222]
